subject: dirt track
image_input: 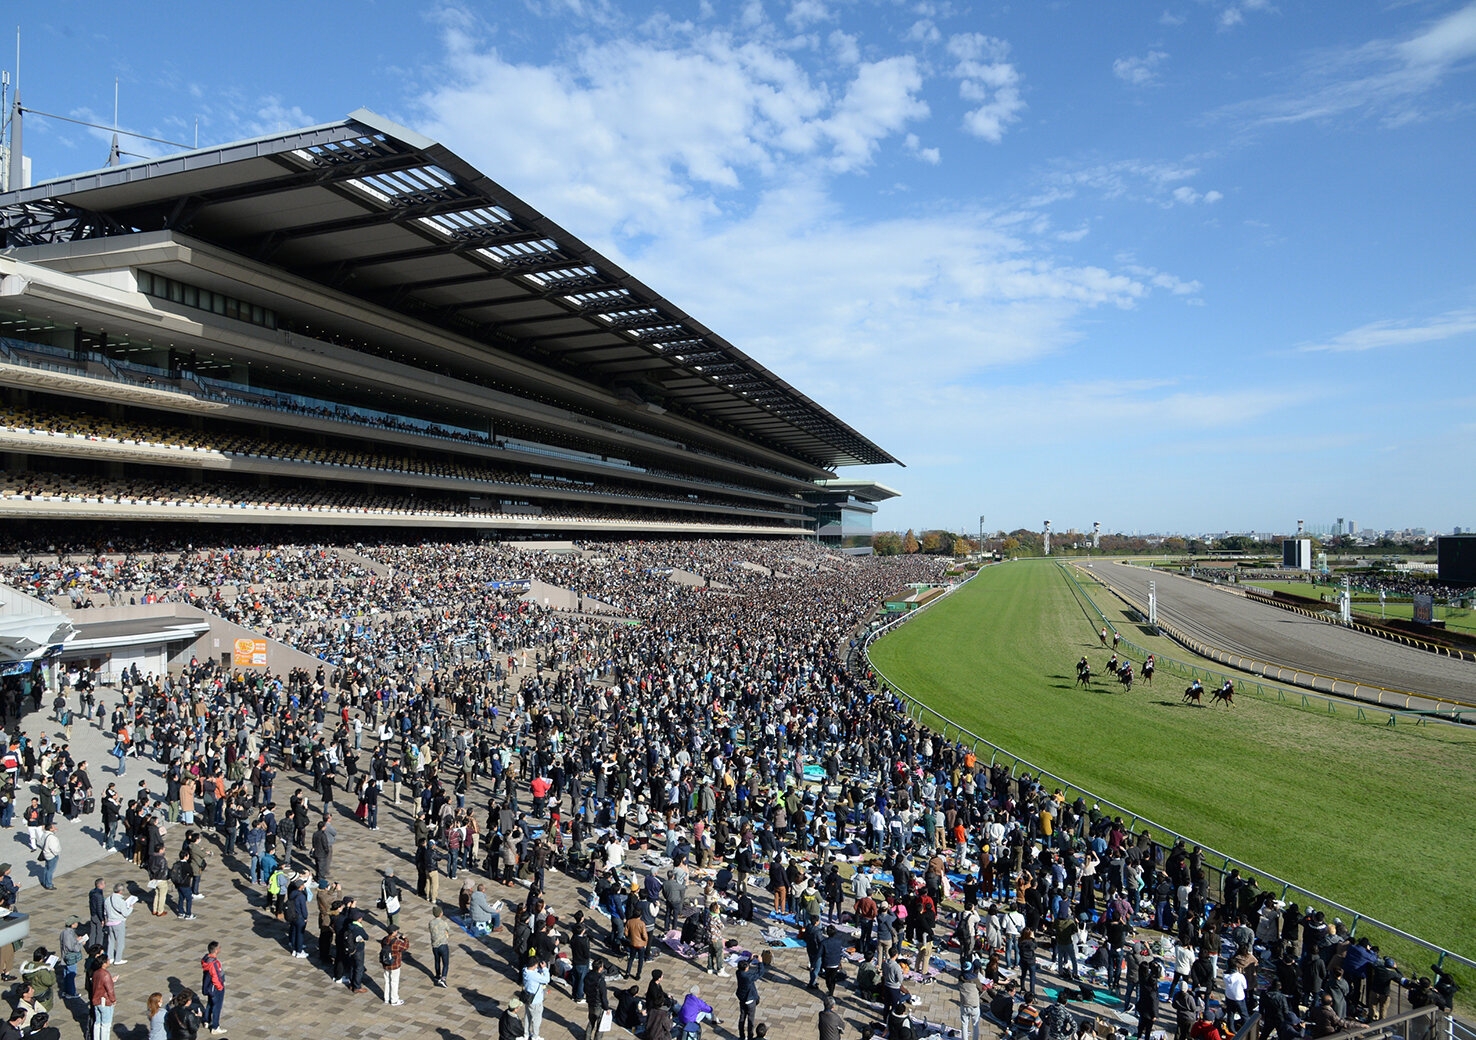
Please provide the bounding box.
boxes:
[1092,561,1476,706]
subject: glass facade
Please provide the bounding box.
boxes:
[812,496,876,553]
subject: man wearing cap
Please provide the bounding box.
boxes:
[1366,956,1400,1021]
[499,994,526,1040]
[958,961,984,1040]
[380,927,409,1005]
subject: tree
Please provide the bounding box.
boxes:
[873,531,902,556]
[920,530,946,554]
[903,529,920,554]
[951,537,973,557]
[1002,537,1020,555]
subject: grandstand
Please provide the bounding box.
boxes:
[0,110,897,540]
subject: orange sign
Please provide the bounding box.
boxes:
[232,638,268,668]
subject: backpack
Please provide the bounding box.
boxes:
[379,942,396,968]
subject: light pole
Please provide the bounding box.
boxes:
[979,515,985,557]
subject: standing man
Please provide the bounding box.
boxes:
[89,952,118,1040]
[37,824,61,890]
[428,906,451,988]
[522,955,551,1040]
[959,961,985,1040]
[87,878,108,950]
[818,995,845,1040]
[104,883,136,965]
[313,817,337,884]
[624,912,650,981]
[200,941,227,1035]
[583,958,610,1040]
[734,952,769,1040]
[380,927,409,1006]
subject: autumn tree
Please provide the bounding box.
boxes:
[903,529,920,554]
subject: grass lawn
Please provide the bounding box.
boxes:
[869,559,1476,977]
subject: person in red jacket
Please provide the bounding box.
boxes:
[200,941,226,1035]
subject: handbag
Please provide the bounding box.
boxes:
[384,895,401,914]
[598,1009,613,1033]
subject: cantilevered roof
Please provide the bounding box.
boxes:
[0,110,898,470]
[813,479,902,503]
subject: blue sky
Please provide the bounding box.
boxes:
[7,1,1476,536]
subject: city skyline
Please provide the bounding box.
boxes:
[5,1,1475,532]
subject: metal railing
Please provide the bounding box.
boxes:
[861,561,1476,977]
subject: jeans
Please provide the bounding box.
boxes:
[961,1004,982,1040]
[91,1002,115,1040]
[433,943,449,981]
[367,803,378,829]
[62,961,78,999]
[738,999,758,1040]
[289,920,306,954]
[41,856,58,888]
[178,886,195,916]
[571,963,589,1001]
[625,945,648,978]
[204,988,224,1029]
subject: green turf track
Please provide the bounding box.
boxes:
[869,559,1476,973]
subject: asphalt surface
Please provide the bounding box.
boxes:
[1091,561,1476,707]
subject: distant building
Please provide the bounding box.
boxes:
[1283,538,1312,570]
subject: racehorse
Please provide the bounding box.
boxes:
[1142,656,1155,686]
[1106,653,1119,676]
[1212,680,1235,707]
[1183,681,1203,706]
[1118,664,1134,691]
[1076,658,1092,687]
[1099,627,1108,647]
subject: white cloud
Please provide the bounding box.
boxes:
[415,23,931,236]
[1160,10,1187,27]
[1114,50,1168,85]
[946,33,1026,143]
[1050,158,1220,208]
[1169,184,1223,205]
[829,29,859,65]
[1218,0,1274,31]
[1056,226,1090,242]
[905,20,941,44]
[1216,1,1476,128]
[786,0,830,29]
[904,133,941,165]
[1298,309,1476,353]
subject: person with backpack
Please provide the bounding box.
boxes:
[379,927,409,1006]
[171,851,196,920]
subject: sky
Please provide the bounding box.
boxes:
[4,1,1476,536]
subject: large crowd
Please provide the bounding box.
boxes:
[0,536,1457,1040]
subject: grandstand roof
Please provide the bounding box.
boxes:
[813,478,902,502]
[0,110,898,470]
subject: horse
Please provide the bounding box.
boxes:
[1212,681,1235,707]
[1076,658,1092,687]
[1183,683,1203,706]
[1142,657,1155,686]
[1099,627,1109,647]
[1106,653,1119,676]
[1119,664,1134,691]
